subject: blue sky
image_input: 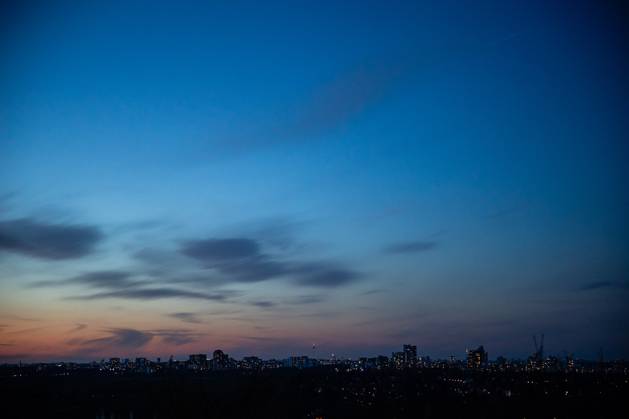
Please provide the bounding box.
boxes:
[1,1,628,361]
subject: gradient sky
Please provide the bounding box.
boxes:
[1,1,628,363]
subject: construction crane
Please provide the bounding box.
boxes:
[532,334,544,363]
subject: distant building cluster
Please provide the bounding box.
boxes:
[4,342,621,377]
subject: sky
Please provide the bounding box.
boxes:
[1,0,628,363]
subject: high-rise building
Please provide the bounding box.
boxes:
[212,349,230,370]
[403,344,417,367]
[466,346,488,368]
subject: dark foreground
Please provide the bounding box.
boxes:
[1,367,627,418]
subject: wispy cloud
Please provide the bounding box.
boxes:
[181,236,361,288]
[217,58,408,157]
[282,62,403,139]
[1,314,41,322]
[69,328,153,349]
[286,295,325,305]
[359,288,386,296]
[29,271,139,290]
[69,323,88,333]
[168,312,202,324]
[0,218,103,260]
[293,265,360,287]
[151,329,201,346]
[384,240,437,254]
[108,219,169,235]
[65,288,233,301]
[181,238,288,282]
[3,326,46,335]
[579,281,629,291]
[250,300,276,308]
[67,328,200,351]
[29,268,241,302]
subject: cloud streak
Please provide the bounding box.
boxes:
[579,281,629,291]
[29,269,240,302]
[71,328,153,349]
[250,300,276,308]
[68,328,201,351]
[65,288,233,301]
[293,265,360,287]
[70,323,88,333]
[0,218,103,260]
[181,236,361,288]
[30,271,139,290]
[168,312,202,324]
[384,240,437,254]
[216,58,409,157]
[151,329,201,345]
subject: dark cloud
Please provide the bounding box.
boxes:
[168,312,202,324]
[66,288,232,301]
[294,266,360,287]
[70,271,137,289]
[30,271,139,290]
[152,329,200,345]
[181,237,288,282]
[580,281,613,291]
[287,295,325,305]
[359,288,386,296]
[68,328,199,350]
[0,218,103,260]
[220,217,305,251]
[579,281,629,291]
[250,300,276,308]
[76,328,153,349]
[30,271,238,302]
[384,240,437,254]
[180,235,361,287]
[170,274,229,287]
[215,257,289,282]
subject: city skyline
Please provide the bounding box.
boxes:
[1,1,629,364]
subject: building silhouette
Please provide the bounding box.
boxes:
[403,344,418,367]
[466,346,488,368]
[189,354,207,370]
[212,349,230,370]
